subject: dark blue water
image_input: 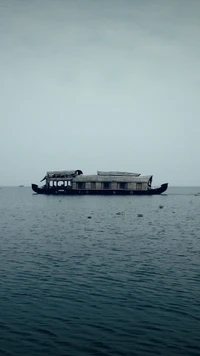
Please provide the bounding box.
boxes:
[0,187,200,356]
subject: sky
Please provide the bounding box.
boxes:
[0,0,200,186]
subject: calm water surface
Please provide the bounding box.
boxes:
[0,187,200,355]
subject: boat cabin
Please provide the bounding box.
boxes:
[42,170,83,190]
[41,170,153,192]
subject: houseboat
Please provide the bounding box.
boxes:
[32,169,168,195]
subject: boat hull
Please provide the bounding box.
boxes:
[32,183,168,195]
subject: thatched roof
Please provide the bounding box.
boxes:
[46,170,83,178]
[97,171,140,177]
[74,175,152,183]
[43,169,152,183]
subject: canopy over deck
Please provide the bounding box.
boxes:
[40,170,83,181]
[97,171,141,177]
[74,174,153,183]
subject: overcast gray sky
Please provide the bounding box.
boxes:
[0,0,200,186]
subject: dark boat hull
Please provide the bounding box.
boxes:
[32,183,168,195]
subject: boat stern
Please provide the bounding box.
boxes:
[160,183,168,193]
[32,184,40,194]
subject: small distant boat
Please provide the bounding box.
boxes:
[32,169,168,195]
[19,185,24,187]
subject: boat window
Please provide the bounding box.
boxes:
[103,182,110,189]
[119,182,126,189]
[136,183,142,190]
[91,182,96,189]
[77,182,85,189]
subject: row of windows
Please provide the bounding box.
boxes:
[49,181,72,187]
[49,181,144,190]
[77,182,143,190]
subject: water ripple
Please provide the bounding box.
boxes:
[0,187,200,355]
